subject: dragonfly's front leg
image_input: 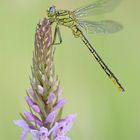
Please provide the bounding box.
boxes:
[52,25,62,45]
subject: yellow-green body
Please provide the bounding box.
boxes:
[48,10,81,38]
[47,8,125,92]
[55,10,76,27]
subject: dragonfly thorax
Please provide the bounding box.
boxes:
[47,6,77,28]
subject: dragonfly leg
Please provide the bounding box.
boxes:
[52,25,62,45]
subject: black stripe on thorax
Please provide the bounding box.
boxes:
[57,10,69,16]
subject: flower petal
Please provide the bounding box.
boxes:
[55,135,71,140]
[51,114,76,137]
[24,112,35,121]
[52,99,66,111]
[31,129,40,140]
[32,105,40,113]
[20,130,29,140]
[25,96,34,107]
[37,85,44,94]
[14,120,29,130]
[39,127,49,139]
[14,120,30,140]
[27,88,35,97]
[64,114,77,133]
[45,111,56,124]
[58,87,63,98]
[47,92,55,104]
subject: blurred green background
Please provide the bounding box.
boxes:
[0,0,140,140]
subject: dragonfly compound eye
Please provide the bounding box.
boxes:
[48,6,56,15]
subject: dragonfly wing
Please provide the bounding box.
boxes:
[78,20,123,34]
[73,0,122,18]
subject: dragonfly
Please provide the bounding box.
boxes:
[47,0,125,92]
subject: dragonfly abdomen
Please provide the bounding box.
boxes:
[82,33,125,91]
[72,26,125,91]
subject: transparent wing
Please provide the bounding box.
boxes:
[78,20,123,34]
[73,0,122,18]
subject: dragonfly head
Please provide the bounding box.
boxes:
[47,6,56,23]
